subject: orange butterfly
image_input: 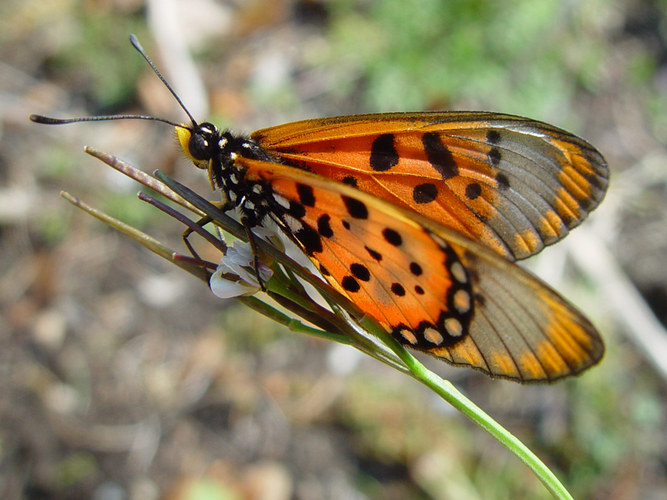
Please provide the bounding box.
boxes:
[32,35,607,382]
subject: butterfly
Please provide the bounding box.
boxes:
[31,35,608,382]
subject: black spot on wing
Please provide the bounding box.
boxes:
[391,283,406,296]
[295,223,322,255]
[409,262,423,276]
[465,182,482,200]
[370,134,399,172]
[488,147,501,166]
[342,176,358,187]
[486,129,501,144]
[342,196,368,219]
[496,172,510,190]
[422,132,458,180]
[317,214,333,238]
[288,201,306,218]
[296,184,315,206]
[383,228,402,246]
[365,246,382,261]
[350,263,371,281]
[342,276,360,292]
[413,182,438,204]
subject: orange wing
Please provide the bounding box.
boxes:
[237,157,604,382]
[252,112,608,261]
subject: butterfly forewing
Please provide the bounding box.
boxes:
[252,112,608,261]
[238,157,603,382]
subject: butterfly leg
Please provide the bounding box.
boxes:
[181,214,228,265]
[180,199,233,262]
[241,217,267,292]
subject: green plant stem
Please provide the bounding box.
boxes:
[359,316,573,500]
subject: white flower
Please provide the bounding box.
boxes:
[209,240,273,299]
[209,220,323,301]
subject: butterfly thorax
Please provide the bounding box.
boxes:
[182,122,281,226]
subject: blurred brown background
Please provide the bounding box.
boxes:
[2,0,666,499]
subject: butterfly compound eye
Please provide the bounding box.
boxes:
[188,133,210,160]
[186,122,220,161]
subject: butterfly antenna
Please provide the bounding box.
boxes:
[30,34,197,130]
[29,114,182,127]
[128,33,198,127]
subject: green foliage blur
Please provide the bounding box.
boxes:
[4,0,665,499]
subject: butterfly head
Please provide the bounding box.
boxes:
[176,122,245,190]
[176,122,219,169]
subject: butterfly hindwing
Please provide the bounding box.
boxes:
[253,112,608,261]
[238,157,603,382]
[259,163,475,349]
[433,237,603,381]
